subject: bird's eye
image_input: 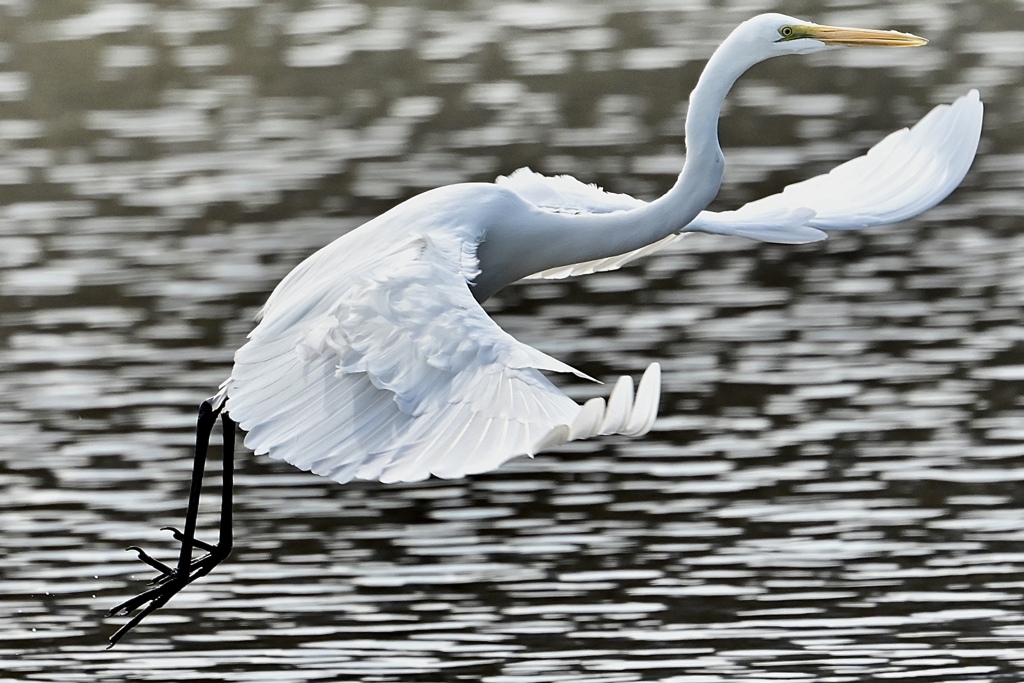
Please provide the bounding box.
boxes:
[779,26,795,39]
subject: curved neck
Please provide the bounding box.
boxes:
[475,32,763,301]
[651,30,777,225]
[673,41,755,205]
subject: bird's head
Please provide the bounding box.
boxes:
[733,13,927,57]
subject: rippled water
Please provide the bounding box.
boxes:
[3,0,1024,680]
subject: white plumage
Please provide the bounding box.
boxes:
[216,19,981,486]
[220,89,981,485]
[108,13,983,647]
[222,186,662,484]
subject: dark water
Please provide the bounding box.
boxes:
[3,1,1024,680]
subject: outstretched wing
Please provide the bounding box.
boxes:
[223,221,659,485]
[716,89,983,231]
[505,90,982,280]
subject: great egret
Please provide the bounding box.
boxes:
[106,13,982,645]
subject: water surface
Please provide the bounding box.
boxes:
[2,1,1024,681]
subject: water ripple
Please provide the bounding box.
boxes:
[2,0,1022,681]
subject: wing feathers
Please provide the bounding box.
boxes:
[599,376,634,436]
[623,362,661,436]
[541,362,662,447]
[731,89,982,232]
[570,398,606,440]
[226,229,661,485]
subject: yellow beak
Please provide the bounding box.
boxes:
[803,25,927,47]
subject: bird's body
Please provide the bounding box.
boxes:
[221,89,982,485]
[108,13,983,646]
[222,179,661,484]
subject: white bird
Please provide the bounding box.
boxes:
[107,13,982,645]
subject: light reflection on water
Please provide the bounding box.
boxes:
[2,0,1024,681]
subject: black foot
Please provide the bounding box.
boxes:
[106,540,229,648]
[107,401,235,647]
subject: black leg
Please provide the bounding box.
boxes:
[106,400,236,648]
[174,400,218,575]
[219,413,235,552]
[184,412,235,584]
